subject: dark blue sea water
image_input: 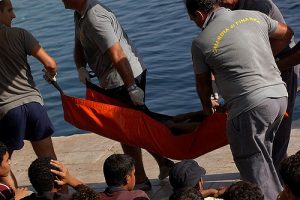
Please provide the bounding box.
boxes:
[11,0,300,136]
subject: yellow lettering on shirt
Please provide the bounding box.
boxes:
[213,17,260,53]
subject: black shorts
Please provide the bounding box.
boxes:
[0,102,54,151]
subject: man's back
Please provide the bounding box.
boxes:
[0,24,42,119]
[98,188,150,200]
[192,8,287,118]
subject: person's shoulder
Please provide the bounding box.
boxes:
[87,0,108,16]
[242,0,273,15]
[234,9,268,20]
[7,26,33,36]
[0,183,14,199]
[104,189,150,200]
[128,190,150,199]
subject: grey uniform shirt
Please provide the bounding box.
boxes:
[75,0,146,89]
[237,0,299,73]
[192,8,287,119]
[0,23,43,120]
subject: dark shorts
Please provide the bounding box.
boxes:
[0,102,54,151]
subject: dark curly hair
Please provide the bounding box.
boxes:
[169,187,204,200]
[185,0,219,16]
[28,157,58,193]
[222,181,264,200]
[0,142,8,164]
[279,151,300,197]
[72,184,99,200]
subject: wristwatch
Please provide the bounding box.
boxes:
[127,84,137,92]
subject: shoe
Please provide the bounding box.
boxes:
[158,159,175,180]
[134,178,152,191]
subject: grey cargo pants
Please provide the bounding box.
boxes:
[227,97,287,200]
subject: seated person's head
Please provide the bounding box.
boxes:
[279,151,300,199]
[0,142,10,178]
[103,154,135,191]
[169,187,204,200]
[169,160,206,191]
[28,157,60,193]
[222,181,264,200]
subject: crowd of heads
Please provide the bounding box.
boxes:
[168,151,300,200]
[0,142,299,199]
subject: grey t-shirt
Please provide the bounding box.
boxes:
[0,24,43,119]
[192,8,287,119]
[237,0,299,102]
[74,0,146,89]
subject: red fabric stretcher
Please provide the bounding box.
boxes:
[60,82,228,160]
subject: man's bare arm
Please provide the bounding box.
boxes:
[32,44,57,75]
[276,42,300,72]
[270,22,294,57]
[195,72,218,116]
[107,42,136,87]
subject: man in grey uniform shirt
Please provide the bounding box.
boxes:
[61,0,174,190]
[220,0,300,177]
[184,0,293,199]
[0,0,59,190]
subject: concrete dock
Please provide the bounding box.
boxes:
[12,120,300,199]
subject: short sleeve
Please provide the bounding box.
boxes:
[191,40,209,74]
[89,10,118,53]
[257,12,278,35]
[21,29,39,55]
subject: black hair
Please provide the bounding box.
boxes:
[28,157,58,193]
[0,142,8,164]
[185,0,218,16]
[279,151,300,197]
[222,181,264,200]
[0,0,6,12]
[103,154,135,187]
[169,187,204,200]
[72,184,99,200]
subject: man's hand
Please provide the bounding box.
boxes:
[43,69,57,83]
[14,187,29,200]
[203,98,219,116]
[77,67,90,84]
[50,160,83,188]
[127,84,145,106]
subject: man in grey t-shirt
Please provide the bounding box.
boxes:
[61,0,174,190]
[0,0,59,191]
[220,0,300,178]
[184,0,293,199]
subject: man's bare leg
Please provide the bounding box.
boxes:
[31,137,56,159]
[121,143,147,183]
[121,143,174,182]
[148,151,174,180]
